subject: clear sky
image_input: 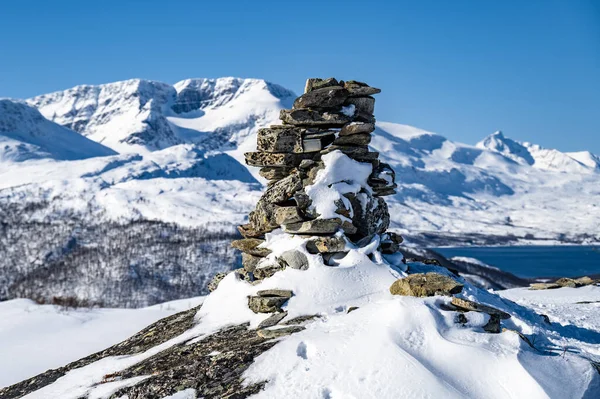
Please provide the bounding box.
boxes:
[1,0,599,153]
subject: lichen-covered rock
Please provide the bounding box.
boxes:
[256,326,305,339]
[253,262,286,280]
[248,295,289,313]
[280,108,351,127]
[306,236,347,254]
[258,311,288,329]
[346,191,390,237]
[242,253,263,272]
[231,238,271,257]
[257,126,303,153]
[390,273,464,297]
[244,151,315,167]
[294,86,350,109]
[274,206,304,225]
[259,166,294,181]
[208,272,227,292]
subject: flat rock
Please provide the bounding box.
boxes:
[244,152,315,168]
[231,238,271,257]
[450,297,511,319]
[257,289,293,298]
[280,108,351,127]
[253,262,286,280]
[256,326,305,339]
[259,166,293,181]
[390,273,464,297]
[306,236,347,254]
[258,312,288,329]
[278,250,309,270]
[248,295,289,313]
[294,86,350,109]
[281,314,321,325]
[333,133,372,146]
[242,253,263,272]
[274,206,304,225]
[284,218,357,235]
[339,122,375,136]
[344,80,381,96]
[237,223,264,238]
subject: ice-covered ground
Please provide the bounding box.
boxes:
[0,297,204,388]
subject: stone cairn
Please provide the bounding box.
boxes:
[215,78,402,324]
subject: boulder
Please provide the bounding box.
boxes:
[294,86,350,109]
[248,296,289,313]
[450,297,511,319]
[280,108,351,127]
[344,80,381,96]
[306,236,347,254]
[256,326,305,339]
[244,151,315,168]
[259,166,294,180]
[339,122,375,136]
[231,238,271,257]
[389,273,464,297]
[304,77,339,93]
[208,272,227,292]
[333,133,372,146]
[278,250,309,270]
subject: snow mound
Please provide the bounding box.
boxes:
[0,99,117,162]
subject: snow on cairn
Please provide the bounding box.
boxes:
[2,78,599,399]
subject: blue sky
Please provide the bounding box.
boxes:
[1,0,599,153]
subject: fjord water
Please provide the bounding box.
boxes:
[434,246,600,279]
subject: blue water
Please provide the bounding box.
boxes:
[433,246,600,279]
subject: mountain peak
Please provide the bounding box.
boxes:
[476,130,535,165]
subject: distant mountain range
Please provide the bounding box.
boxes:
[1,77,598,306]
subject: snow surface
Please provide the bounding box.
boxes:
[0,297,204,388]
[6,239,600,397]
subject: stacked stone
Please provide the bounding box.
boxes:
[227,78,402,314]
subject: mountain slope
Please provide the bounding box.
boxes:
[0,99,117,162]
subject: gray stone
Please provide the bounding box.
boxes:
[321,145,379,162]
[344,96,375,115]
[244,152,315,167]
[248,295,288,313]
[256,326,305,339]
[455,313,468,324]
[450,297,511,320]
[237,223,263,238]
[283,218,357,235]
[294,86,350,109]
[258,312,288,329]
[274,206,304,225]
[257,126,303,153]
[339,122,375,136]
[344,80,381,96]
[298,159,317,170]
[305,77,339,93]
[302,138,324,152]
[333,133,371,146]
[294,190,312,210]
[231,238,271,257]
[259,166,294,181]
[389,273,464,297]
[253,262,286,280]
[257,289,293,298]
[234,268,255,283]
[305,236,347,254]
[346,191,390,237]
[322,252,348,266]
[278,250,309,270]
[208,272,227,292]
[280,108,351,127]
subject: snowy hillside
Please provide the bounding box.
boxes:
[0,99,116,162]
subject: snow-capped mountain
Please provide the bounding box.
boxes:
[477,130,599,173]
[0,99,116,162]
[27,78,295,163]
[1,77,599,307]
